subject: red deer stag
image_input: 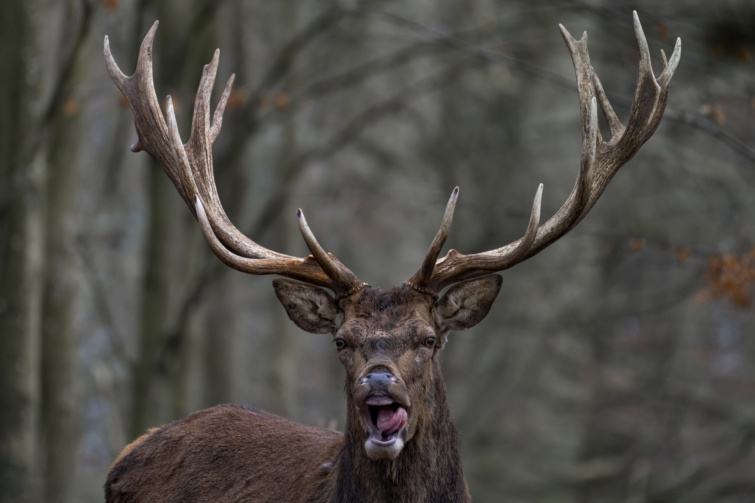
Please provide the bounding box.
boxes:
[103,12,680,503]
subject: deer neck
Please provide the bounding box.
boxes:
[331,370,469,502]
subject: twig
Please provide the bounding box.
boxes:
[26,0,95,166]
[365,7,755,166]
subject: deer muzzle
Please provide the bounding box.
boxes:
[354,366,411,460]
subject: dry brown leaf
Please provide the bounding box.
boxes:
[63,96,79,117]
[227,87,249,110]
[629,239,645,254]
[656,23,669,41]
[699,103,726,125]
[673,247,691,264]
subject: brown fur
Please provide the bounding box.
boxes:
[109,428,157,470]
[106,405,342,502]
[106,278,501,502]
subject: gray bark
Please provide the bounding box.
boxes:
[40,4,92,500]
[0,2,46,501]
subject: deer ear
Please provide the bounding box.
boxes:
[273,279,343,334]
[433,275,502,334]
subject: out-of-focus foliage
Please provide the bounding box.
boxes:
[0,0,753,502]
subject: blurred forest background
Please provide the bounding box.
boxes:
[1,0,754,502]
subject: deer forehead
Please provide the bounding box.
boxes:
[338,286,437,337]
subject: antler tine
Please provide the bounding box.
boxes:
[105,22,364,295]
[165,95,200,202]
[658,37,682,88]
[591,72,624,139]
[104,21,165,157]
[414,13,680,292]
[210,74,235,143]
[191,196,340,288]
[297,209,365,296]
[507,183,544,263]
[407,187,459,292]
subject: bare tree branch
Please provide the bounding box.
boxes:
[364,7,755,166]
[26,0,95,166]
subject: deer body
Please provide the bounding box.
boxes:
[103,12,680,502]
[106,403,467,503]
[106,285,474,502]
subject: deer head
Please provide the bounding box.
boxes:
[104,12,680,501]
[274,273,501,460]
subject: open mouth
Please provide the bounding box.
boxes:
[363,394,408,446]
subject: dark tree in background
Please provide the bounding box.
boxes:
[0,1,753,502]
[1,2,46,501]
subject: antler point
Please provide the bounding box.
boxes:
[533,185,543,212]
[146,21,159,40]
[449,186,459,204]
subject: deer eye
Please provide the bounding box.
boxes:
[334,338,347,350]
[423,336,436,348]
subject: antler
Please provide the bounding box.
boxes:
[407,12,681,293]
[104,21,365,297]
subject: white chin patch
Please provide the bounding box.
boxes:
[364,436,405,460]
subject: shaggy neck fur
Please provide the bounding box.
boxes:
[326,368,469,502]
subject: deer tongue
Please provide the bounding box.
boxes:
[376,406,407,436]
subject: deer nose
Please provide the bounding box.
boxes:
[359,367,398,388]
[354,366,411,408]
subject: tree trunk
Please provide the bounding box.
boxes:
[40,5,92,500]
[130,164,184,438]
[0,1,46,501]
[266,1,303,419]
